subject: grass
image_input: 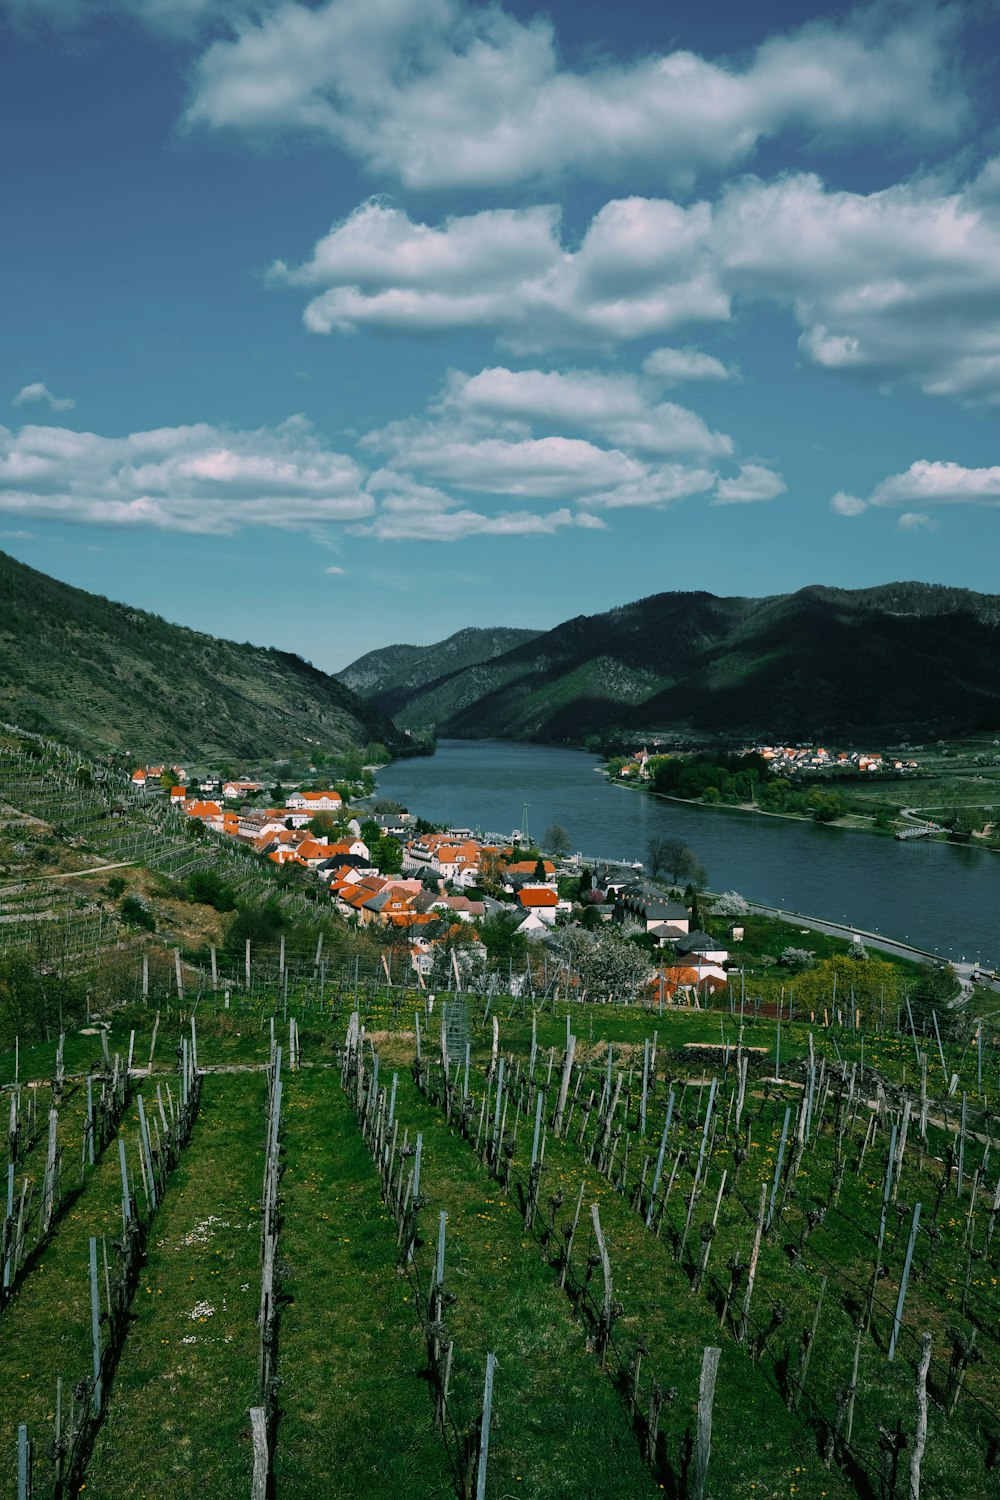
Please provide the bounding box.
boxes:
[85,1072,265,1498]
[0,1111,133,1499]
[274,1066,455,1498]
[383,1068,662,1500]
[2,992,998,1499]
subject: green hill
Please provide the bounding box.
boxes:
[345,583,1000,743]
[339,625,540,703]
[0,551,404,762]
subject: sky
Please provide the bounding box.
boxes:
[3,0,1000,670]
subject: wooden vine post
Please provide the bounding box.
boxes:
[692,1346,722,1500]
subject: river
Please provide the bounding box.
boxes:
[374,740,999,967]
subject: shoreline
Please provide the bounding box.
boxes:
[605,769,995,850]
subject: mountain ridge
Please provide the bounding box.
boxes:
[339,583,1000,744]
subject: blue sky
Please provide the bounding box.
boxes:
[3,0,1000,669]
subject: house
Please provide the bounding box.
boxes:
[614,887,690,934]
[505,858,555,879]
[646,961,728,1004]
[285,789,343,811]
[170,784,187,802]
[517,886,560,926]
[184,799,223,831]
[647,921,691,947]
[675,930,730,965]
[515,910,552,940]
[431,895,486,923]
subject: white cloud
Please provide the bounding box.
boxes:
[711,463,786,504]
[281,162,1000,401]
[830,491,868,516]
[869,460,1000,508]
[187,1,963,191]
[443,366,732,459]
[0,416,372,534]
[324,564,346,573]
[642,346,738,386]
[13,382,76,413]
[833,460,1000,520]
[274,195,726,351]
[713,169,1000,404]
[353,503,605,543]
[897,511,939,531]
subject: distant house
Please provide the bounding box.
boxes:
[286,789,343,811]
[646,960,728,1004]
[517,887,560,926]
[614,886,690,934]
[675,930,729,965]
[516,910,552,940]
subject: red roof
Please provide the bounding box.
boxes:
[518,887,558,908]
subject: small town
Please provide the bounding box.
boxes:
[128,760,738,1003]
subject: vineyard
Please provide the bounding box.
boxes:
[1,972,998,1500]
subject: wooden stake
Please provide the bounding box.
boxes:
[692,1346,721,1500]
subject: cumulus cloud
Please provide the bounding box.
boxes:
[642,346,738,385]
[867,459,1000,509]
[711,463,786,504]
[186,1,963,191]
[280,162,1000,402]
[13,382,76,413]
[442,366,732,459]
[830,491,868,516]
[360,363,739,517]
[0,416,372,534]
[274,195,726,352]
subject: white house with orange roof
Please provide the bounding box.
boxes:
[286,789,343,811]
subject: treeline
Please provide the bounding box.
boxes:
[620,752,852,824]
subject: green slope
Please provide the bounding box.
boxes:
[0,550,404,761]
[348,584,1000,743]
[339,624,541,703]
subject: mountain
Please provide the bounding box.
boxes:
[339,626,541,708]
[341,584,1000,744]
[0,551,404,762]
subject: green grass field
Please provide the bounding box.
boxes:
[2,991,998,1499]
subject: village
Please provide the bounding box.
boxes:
[614,743,920,780]
[129,763,732,1004]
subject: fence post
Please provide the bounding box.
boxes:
[889,1203,922,1362]
[250,1406,268,1500]
[692,1347,722,1500]
[475,1352,497,1500]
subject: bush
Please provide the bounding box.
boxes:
[120,894,155,932]
[185,869,237,912]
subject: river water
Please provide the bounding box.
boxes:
[374,740,999,967]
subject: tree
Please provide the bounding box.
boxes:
[648,836,701,884]
[271,783,286,805]
[160,768,180,791]
[533,857,547,881]
[542,823,573,858]
[370,836,403,874]
[712,890,749,916]
[575,929,651,1005]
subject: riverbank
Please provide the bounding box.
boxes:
[606,766,999,851]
